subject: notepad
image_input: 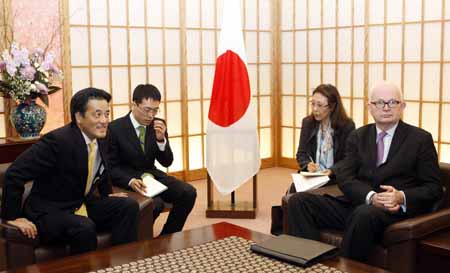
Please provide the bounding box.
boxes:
[292,173,329,192]
[299,171,328,177]
[141,175,168,198]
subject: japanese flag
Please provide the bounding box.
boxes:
[206,0,261,195]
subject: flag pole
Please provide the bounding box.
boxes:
[206,173,257,219]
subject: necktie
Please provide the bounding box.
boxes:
[75,141,97,217]
[138,126,146,152]
[376,131,387,166]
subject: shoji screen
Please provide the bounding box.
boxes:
[364,0,450,163]
[280,0,365,167]
[145,0,184,173]
[280,0,450,166]
[66,0,184,173]
[65,0,274,180]
[245,0,274,167]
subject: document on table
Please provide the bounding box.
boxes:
[292,173,329,192]
[141,175,168,198]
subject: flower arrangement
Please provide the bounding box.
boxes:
[0,42,62,106]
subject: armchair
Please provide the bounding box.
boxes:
[0,163,155,270]
[282,163,450,273]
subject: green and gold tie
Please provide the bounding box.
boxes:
[138,126,146,152]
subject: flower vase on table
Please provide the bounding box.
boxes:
[10,99,47,139]
[0,42,62,140]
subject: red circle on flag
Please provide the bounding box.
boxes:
[208,50,251,127]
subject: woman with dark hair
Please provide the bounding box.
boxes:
[296,84,355,184]
[270,84,354,235]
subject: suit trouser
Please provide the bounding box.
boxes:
[32,197,139,255]
[153,175,197,236]
[287,192,405,261]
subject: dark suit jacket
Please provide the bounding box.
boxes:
[336,120,443,217]
[107,113,173,189]
[296,116,355,179]
[1,124,112,221]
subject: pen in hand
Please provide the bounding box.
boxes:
[306,154,319,173]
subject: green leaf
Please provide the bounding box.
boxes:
[39,94,49,107]
[0,80,11,89]
[0,80,11,96]
[48,85,61,94]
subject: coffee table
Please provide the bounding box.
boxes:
[3,222,390,273]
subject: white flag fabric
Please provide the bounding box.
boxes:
[206,0,261,195]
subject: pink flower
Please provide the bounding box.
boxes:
[6,63,16,77]
[32,48,44,57]
[41,53,55,71]
[49,63,60,74]
[20,65,36,81]
[11,46,30,66]
[0,61,6,72]
[35,81,48,94]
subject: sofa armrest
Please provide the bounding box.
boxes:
[281,193,291,234]
[308,184,343,197]
[113,186,153,210]
[112,186,154,240]
[0,219,40,247]
[382,207,450,246]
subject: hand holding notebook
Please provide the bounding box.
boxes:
[141,175,168,198]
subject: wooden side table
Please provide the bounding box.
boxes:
[0,138,38,164]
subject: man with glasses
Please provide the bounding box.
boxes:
[107,84,197,236]
[287,81,442,261]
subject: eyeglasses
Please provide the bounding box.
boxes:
[370,99,401,109]
[137,105,160,114]
[310,101,329,109]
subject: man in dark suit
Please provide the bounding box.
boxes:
[287,81,443,261]
[107,84,197,236]
[1,88,139,254]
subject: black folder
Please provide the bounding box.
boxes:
[250,234,338,267]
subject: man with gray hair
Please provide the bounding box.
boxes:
[287,81,442,261]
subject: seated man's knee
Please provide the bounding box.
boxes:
[72,218,97,240]
[179,183,197,206]
[186,185,197,202]
[152,196,165,215]
[287,192,312,211]
[350,205,383,223]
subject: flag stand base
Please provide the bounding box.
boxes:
[206,173,257,219]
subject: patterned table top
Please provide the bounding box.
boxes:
[90,236,346,273]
